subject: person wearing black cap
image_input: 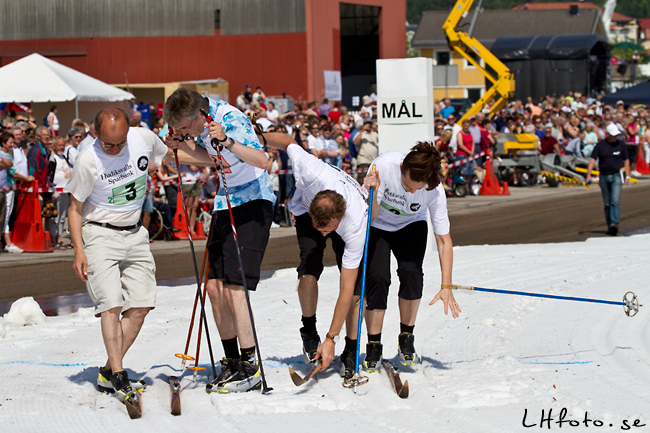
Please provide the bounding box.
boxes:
[586,123,631,236]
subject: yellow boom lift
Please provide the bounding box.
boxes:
[442,0,515,124]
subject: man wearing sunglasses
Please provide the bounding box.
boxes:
[66,108,170,404]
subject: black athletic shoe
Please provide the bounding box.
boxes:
[339,349,356,380]
[97,366,146,393]
[206,358,261,393]
[206,358,239,393]
[363,342,383,372]
[398,332,419,365]
[300,327,321,364]
[607,224,618,236]
[111,370,138,402]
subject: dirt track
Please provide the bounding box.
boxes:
[1,181,649,304]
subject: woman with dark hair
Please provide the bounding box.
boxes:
[360,141,461,371]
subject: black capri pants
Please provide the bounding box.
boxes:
[360,220,428,310]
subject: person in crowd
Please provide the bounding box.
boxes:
[48,136,72,249]
[360,142,460,370]
[163,88,276,393]
[316,123,340,166]
[66,108,168,402]
[540,126,560,155]
[586,124,630,237]
[63,127,84,169]
[440,99,455,120]
[353,120,379,184]
[47,106,60,137]
[0,133,24,253]
[318,98,332,117]
[360,96,374,120]
[179,163,205,237]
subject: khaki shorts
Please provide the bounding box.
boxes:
[82,223,157,316]
[182,182,201,198]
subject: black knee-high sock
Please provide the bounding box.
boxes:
[400,323,414,334]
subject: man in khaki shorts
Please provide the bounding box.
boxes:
[66,108,169,403]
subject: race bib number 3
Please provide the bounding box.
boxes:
[109,174,146,205]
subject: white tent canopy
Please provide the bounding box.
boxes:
[0,53,134,126]
[0,53,134,104]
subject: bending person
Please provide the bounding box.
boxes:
[264,133,368,379]
[361,141,461,370]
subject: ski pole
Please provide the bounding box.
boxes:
[169,127,218,379]
[447,285,640,317]
[344,165,375,392]
[200,109,273,394]
[179,211,216,373]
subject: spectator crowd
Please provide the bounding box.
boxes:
[2,86,648,254]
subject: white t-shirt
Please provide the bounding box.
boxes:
[369,151,450,234]
[287,143,368,270]
[180,164,201,184]
[49,153,72,188]
[65,127,168,226]
[445,123,463,153]
[12,147,28,178]
[64,144,79,168]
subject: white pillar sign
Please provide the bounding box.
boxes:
[376,58,434,154]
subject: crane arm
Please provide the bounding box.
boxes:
[442,0,515,122]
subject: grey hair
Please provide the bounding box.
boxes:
[163,88,209,128]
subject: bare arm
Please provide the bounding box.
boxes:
[429,232,461,318]
[586,158,596,183]
[69,196,88,281]
[314,266,358,370]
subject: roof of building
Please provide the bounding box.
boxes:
[638,18,650,32]
[412,8,606,48]
[512,2,632,22]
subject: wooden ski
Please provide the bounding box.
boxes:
[383,361,409,399]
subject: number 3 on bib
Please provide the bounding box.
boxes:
[111,175,146,205]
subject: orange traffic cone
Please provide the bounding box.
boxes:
[11,181,53,252]
[171,190,206,240]
[635,145,650,175]
[479,154,507,196]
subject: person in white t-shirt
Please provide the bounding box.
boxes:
[264,134,369,379]
[66,108,170,403]
[49,137,72,249]
[361,141,461,370]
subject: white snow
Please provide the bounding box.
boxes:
[3,296,46,326]
[0,235,649,432]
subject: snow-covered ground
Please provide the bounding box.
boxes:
[1,234,649,432]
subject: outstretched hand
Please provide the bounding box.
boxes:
[430,288,461,318]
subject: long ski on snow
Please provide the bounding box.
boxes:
[169,376,182,416]
[383,361,409,399]
[124,391,143,419]
[288,362,322,386]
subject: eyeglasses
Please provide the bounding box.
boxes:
[99,138,127,150]
[73,135,83,139]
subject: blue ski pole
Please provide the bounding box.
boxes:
[345,165,376,392]
[448,285,640,317]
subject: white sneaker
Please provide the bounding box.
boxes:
[5,244,23,253]
[270,222,280,229]
[631,170,642,178]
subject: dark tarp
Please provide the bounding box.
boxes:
[490,34,611,100]
[601,80,650,107]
